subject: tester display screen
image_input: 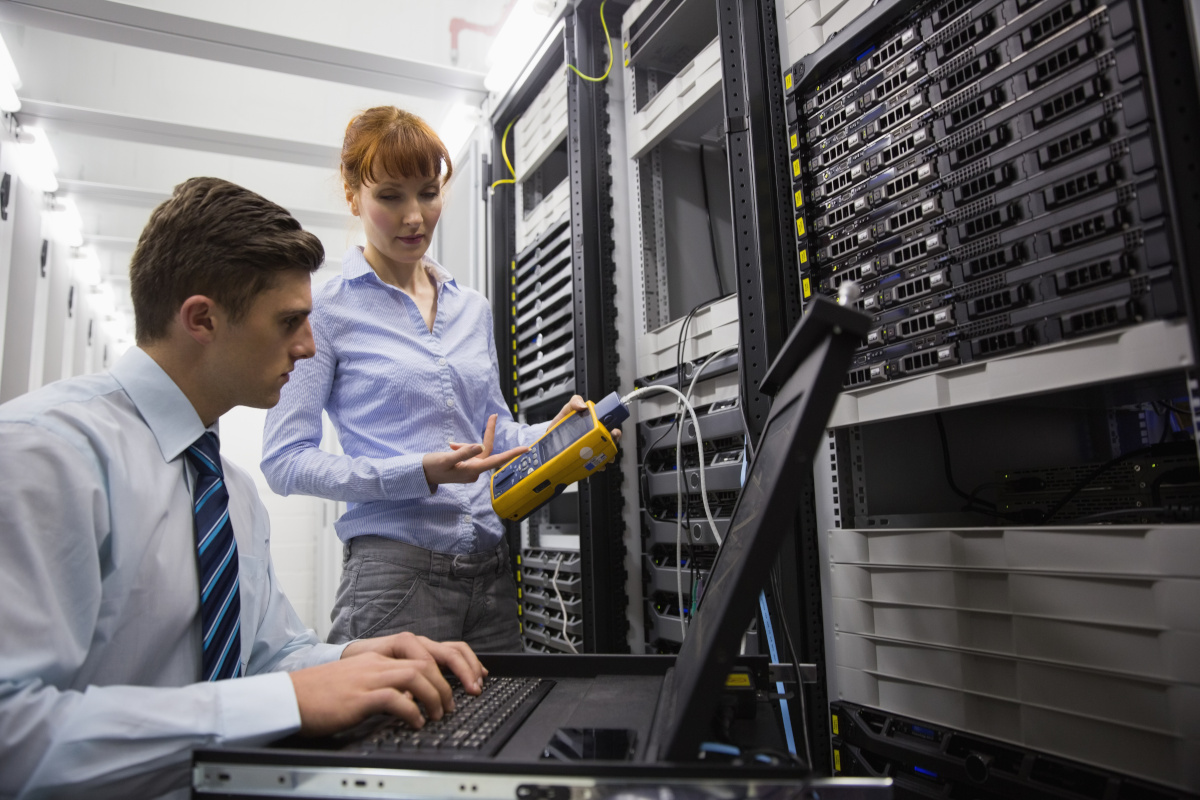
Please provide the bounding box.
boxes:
[536,411,593,463]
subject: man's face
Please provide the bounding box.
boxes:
[218,270,315,410]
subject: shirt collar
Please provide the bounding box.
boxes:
[110,346,210,464]
[341,246,458,293]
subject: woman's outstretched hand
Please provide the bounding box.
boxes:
[422,413,528,487]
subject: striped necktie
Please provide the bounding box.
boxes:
[186,431,243,681]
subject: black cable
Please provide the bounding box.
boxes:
[934,413,996,511]
[1063,505,1200,524]
[769,563,812,770]
[698,143,726,297]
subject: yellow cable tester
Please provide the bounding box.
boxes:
[491,392,629,522]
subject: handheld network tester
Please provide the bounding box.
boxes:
[490,392,629,522]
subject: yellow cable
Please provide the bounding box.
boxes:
[489,118,517,191]
[568,0,612,83]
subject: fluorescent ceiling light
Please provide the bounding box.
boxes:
[0,32,21,90]
[485,0,559,95]
[70,246,102,286]
[17,126,59,193]
[0,81,19,113]
[47,196,83,247]
[88,282,115,318]
[439,103,482,163]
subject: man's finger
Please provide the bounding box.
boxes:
[369,687,425,729]
[378,662,450,720]
[431,641,487,694]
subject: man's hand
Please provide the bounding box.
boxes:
[289,653,453,737]
[423,413,528,486]
[289,633,488,738]
[551,395,623,445]
[343,631,486,693]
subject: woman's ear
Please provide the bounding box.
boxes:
[344,182,359,216]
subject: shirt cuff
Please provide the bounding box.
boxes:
[380,454,433,501]
[217,673,303,745]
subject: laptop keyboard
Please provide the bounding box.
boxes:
[356,676,554,757]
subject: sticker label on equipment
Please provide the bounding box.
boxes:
[579,446,593,460]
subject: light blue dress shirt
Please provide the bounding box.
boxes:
[0,347,346,800]
[262,247,547,554]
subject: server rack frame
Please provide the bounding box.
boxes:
[488,0,630,654]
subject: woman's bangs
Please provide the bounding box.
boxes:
[364,129,445,184]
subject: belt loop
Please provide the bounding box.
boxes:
[342,542,352,565]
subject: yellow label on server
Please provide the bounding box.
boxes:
[792,158,801,178]
[832,714,839,735]
[785,72,793,90]
[834,748,842,773]
[790,132,798,150]
[794,189,803,208]
[796,217,806,237]
[800,249,808,264]
[724,673,752,688]
[802,277,811,298]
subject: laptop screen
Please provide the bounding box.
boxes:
[657,297,867,762]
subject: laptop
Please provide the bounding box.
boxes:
[193,296,874,795]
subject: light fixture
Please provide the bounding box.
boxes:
[17,126,59,193]
[88,282,115,319]
[485,0,560,95]
[70,246,102,286]
[46,196,83,247]
[438,103,482,164]
[0,32,20,113]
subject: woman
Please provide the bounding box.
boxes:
[262,106,608,651]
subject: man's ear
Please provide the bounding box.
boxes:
[345,182,359,217]
[179,295,220,344]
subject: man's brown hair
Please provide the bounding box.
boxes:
[130,177,325,343]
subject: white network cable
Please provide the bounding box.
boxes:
[673,347,739,634]
[551,553,579,654]
[623,361,732,639]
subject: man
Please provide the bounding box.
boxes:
[0,178,515,799]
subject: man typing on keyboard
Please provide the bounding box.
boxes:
[0,178,492,800]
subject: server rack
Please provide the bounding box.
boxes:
[489,0,630,654]
[783,0,1200,794]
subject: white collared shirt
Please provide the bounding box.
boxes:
[0,347,346,799]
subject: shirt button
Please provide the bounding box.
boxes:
[438,357,447,366]
[446,398,454,408]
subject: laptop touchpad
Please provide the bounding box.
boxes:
[541,727,636,761]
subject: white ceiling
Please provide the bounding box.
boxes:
[0,0,515,335]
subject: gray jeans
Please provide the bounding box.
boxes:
[328,536,523,652]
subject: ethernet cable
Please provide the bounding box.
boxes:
[489,118,517,192]
[568,0,613,83]
[622,373,725,639]
[551,553,579,654]
[673,346,738,628]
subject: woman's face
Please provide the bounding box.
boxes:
[348,172,443,268]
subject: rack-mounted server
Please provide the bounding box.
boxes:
[785,0,1189,388]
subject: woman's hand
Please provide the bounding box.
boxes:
[551,395,622,445]
[422,413,528,487]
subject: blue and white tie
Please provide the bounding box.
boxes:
[186,432,243,681]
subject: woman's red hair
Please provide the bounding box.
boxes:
[341,106,453,191]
